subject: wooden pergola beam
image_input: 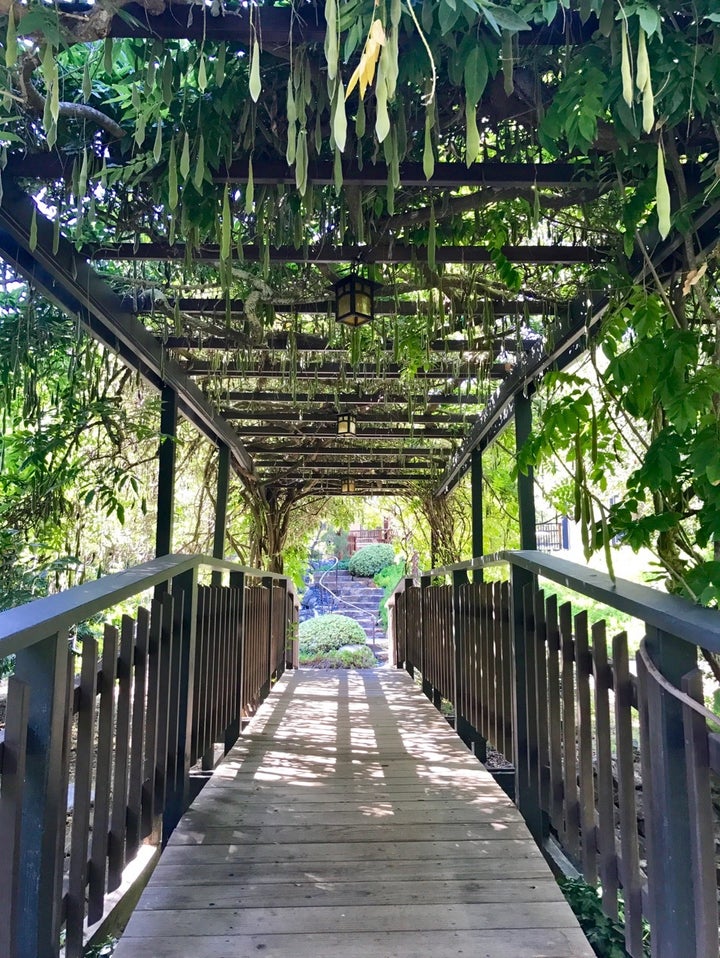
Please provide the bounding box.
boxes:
[218,390,484,406]
[92,242,606,266]
[222,409,473,425]
[244,444,447,458]
[185,359,499,378]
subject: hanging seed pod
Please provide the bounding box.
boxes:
[180,131,191,181]
[162,55,173,106]
[194,133,205,190]
[249,39,262,102]
[215,42,226,86]
[5,6,16,68]
[620,22,633,107]
[198,52,208,92]
[423,110,434,181]
[168,137,178,209]
[656,140,671,239]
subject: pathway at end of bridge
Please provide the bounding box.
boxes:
[114,669,593,957]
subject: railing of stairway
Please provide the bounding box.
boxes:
[388,550,720,958]
[0,553,299,958]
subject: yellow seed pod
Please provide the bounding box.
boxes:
[642,75,655,134]
[656,141,671,240]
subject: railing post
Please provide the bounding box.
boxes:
[387,596,397,668]
[13,633,70,958]
[262,575,274,696]
[164,565,198,839]
[226,570,246,749]
[402,576,414,676]
[453,569,479,753]
[420,573,432,701]
[640,627,698,958]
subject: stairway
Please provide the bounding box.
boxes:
[317,568,385,647]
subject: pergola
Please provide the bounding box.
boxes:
[0,1,714,517]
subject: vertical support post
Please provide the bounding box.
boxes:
[211,443,230,587]
[262,575,274,696]
[226,571,246,750]
[453,569,476,751]
[155,385,178,560]
[403,576,414,677]
[164,566,198,840]
[471,448,484,582]
[14,634,69,958]
[515,391,537,551]
[642,628,698,958]
[512,390,540,834]
[420,573,432,701]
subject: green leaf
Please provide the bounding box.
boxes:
[478,1,531,33]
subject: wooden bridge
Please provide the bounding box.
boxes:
[114,669,592,958]
[0,550,719,958]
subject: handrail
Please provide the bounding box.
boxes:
[402,549,720,654]
[318,556,379,622]
[0,553,296,658]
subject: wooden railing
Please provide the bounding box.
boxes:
[389,551,720,958]
[0,554,299,958]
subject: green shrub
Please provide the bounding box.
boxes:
[348,543,395,578]
[374,562,406,630]
[299,613,367,654]
[300,645,377,668]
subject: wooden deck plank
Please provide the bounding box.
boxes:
[114,669,593,958]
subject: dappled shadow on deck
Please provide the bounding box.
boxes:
[113,669,593,958]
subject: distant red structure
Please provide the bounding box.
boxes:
[348,518,392,553]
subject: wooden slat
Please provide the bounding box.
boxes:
[0,677,30,958]
[88,624,119,923]
[499,583,513,762]
[574,611,597,885]
[127,606,150,860]
[545,595,563,832]
[533,588,550,816]
[680,669,720,958]
[109,615,135,890]
[154,597,175,820]
[142,599,163,839]
[612,633,644,957]
[66,639,99,957]
[113,671,593,958]
[559,601,580,861]
[591,620,618,920]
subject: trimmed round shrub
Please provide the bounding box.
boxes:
[300,646,377,669]
[299,613,367,655]
[348,543,396,578]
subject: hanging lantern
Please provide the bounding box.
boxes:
[337,411,356,436]
[332,270,379,327]
[341,478,356,493]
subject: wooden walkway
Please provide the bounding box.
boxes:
[114,670,594,957]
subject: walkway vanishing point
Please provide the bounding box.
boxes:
[114,669,593,958]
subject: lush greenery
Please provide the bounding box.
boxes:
[559,878,649,958]
[348,543,396,577]
[298,612,376,667]
[374,562,406,630]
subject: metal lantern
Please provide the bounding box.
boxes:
[337,411,356,436]
[333,271,379,328]
[341,478,356,493]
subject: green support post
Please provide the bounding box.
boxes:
[471,448,484,582]
[164,566,198,842]
[511,391,543,840]
[420,574,432,701]
[211,443,230,587]
[155,385,178,560]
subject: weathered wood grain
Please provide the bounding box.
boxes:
[114,670,593,958]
